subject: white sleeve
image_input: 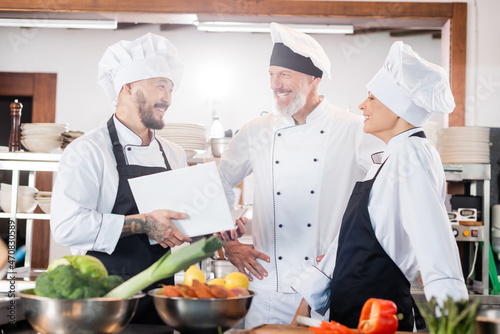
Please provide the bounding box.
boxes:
[397,145,468,303]
[50,139,123,254]
[292,235,340,315]
[218,124,253,208]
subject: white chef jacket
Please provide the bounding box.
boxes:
[219,99,384,293]
[292,128,468,315]
[51,115,187,255]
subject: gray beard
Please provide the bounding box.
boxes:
[272,90,307,117]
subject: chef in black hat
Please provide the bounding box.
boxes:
[218,23,383,328]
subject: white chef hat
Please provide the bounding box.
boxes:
[366,41,455,127]
[269,22,331,80]
[97,32,184,101]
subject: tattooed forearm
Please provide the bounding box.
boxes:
[122,216,147,236]
[122,214,175,243]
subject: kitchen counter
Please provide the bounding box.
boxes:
[0,322,424,334]
[0,321,244,333]
[0,321,174,333]
[240,324,424,333]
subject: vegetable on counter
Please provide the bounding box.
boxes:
[47,254,108,278]
[161,278,250,299]
[308,320,357,334]
[35,236,224,300]
[105,235,224,299]
[34,256,123,299]
[358,298,398,334]
[418,296,479,334]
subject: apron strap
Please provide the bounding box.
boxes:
[410,130,426,139]
[107,116,127,166]
[155,137,172,170]
[108,116,172,170]
[373,130,426,178]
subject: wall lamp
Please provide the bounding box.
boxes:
[196,21,354,34]
[0,18,118,29]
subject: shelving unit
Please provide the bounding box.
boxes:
[444,163,491,295]
[0,152,60,269]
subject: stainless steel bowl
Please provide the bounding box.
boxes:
[149,288,254,333]
[19,289,145,334]
[211,137,232,158]
[476,308,500,334]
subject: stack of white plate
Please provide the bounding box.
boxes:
[438,127,490,164]
[156,123,207,158]
[35,191,52,214]
[0,183,38,213]
[61,131,85,149]
[20,123,68,153]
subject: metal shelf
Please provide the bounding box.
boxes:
[0,152,60,270]
[444,163,491,295]
[0,213,50,220]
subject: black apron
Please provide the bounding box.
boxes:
[328,131,426,331]
[87,116,174,325]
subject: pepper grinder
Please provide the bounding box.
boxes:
[8,99,23,152]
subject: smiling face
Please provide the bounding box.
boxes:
[134,77,173,130]
[359,92,402,143]
[269,66,315,117]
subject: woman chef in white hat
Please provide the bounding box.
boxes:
[291,41,469,331]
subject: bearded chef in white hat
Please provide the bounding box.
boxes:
[51,33,245,324]
[292,41,469,331]
[218,23,384,328]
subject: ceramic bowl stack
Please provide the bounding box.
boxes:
[156,123,207,158]
[438,127,490,164]
[35,191,52,214]
[20,123,68,153]
[0,183,38,213]
[61,131,84,149]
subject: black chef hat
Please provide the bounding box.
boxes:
[270,43,323,78]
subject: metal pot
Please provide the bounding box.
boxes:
[211,259,237,278]
[211,137,232,158]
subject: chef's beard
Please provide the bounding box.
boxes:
[272,80,308,118]
[135,90,166,130]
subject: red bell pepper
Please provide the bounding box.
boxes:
[357,298,399,334]
[309,320,357,334]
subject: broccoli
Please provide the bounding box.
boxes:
[34,264,123,299]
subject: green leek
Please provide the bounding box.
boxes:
[105,236,224,299]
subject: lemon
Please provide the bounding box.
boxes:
[207,278,226,286]
[184,265,206,285]
[224,272,249,289]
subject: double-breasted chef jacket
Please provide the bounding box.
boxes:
[219,98,384,294]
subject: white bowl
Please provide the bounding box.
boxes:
[21,128,65,136]
[0,195,37,213]
[21,138,61,153]
[1,183,38,197]
[0,184,38,213]
[36,200,51,214]
[21,123,68,130]
[21,134,62,141]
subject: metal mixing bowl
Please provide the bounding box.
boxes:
[19,289,145,334]
[149,288,254,333]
